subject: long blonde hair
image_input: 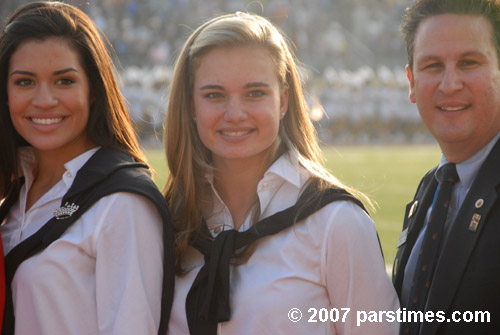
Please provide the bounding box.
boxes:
[163,12,372,267]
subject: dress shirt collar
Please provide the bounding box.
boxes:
[204,152,305,198]
[61,147,100,188]
[260,152,303,190]
[204,152,303,189]
[439,132,500,193]
[203,152,308,236]
[18,147,37,191]
[19,146,101,191]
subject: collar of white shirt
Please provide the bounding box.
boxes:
[18,146,100,193]
[203,152,309,236]
[439,131,500,207]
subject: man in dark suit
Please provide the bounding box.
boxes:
[392,0,500,334]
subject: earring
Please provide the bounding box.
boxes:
[280,112,285,119]
[193,116,197,121]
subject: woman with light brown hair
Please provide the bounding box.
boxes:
[164,12,398,335]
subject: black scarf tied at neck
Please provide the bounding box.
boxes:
[185,185,366,335]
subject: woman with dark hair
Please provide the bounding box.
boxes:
[0,2,173,334]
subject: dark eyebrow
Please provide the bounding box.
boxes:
[10,70,35,77]
[199,82,270,91]
[54,67,78,75]
[244,82,269,89]
[416,50,488,65]
[414,55,440,65]
[460,51,488,59]
[10,67,78,77]
[199,84,224,91]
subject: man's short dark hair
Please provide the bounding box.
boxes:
[402,0,500,70]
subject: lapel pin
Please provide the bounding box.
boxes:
[475,199,484,209]
[54,202,80,220]
[393,258,399,276]
[408,200,419,218]
[468,213,481,232]
[397,228,408,248]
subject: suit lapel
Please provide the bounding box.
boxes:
[423,139,500,334]
[393,169,437,294]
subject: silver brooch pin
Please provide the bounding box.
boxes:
[54,202,79,220]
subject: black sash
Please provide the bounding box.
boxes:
[186,186,366,335]
[0,148,174,335]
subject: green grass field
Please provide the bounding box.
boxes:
[146,145,442,269]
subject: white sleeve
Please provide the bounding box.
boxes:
[322,201,400,335]
[93,192,164,335]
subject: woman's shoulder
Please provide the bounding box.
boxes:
[307,197,375,236]
[68,147,168,222]
[82,191,164,233]
[76,147,162,200]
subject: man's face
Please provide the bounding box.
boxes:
[407,14,500,162]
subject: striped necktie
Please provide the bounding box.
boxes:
[405,163,459,334]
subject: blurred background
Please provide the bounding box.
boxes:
[0,0,433,148]
[1,0,443,267]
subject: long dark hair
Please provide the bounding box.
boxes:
[0,1,146,197]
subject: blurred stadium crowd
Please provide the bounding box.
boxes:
[0,0,432,146]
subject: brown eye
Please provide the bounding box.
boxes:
[423,62,441,70]
[248,90,265,98]
[205,92,224,99]
[459,60,478,67]
[57,78,75,85]
[15,78,33,86]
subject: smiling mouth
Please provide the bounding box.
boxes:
[438,105,470,111]
[31,117,63,125]
[219,130,253,136]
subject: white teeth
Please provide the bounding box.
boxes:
[221,130,251,136]
[31,117,63,125]
[439,106,466,111]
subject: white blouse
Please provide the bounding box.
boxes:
[168,153,399,335]
[1,148,164,335]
